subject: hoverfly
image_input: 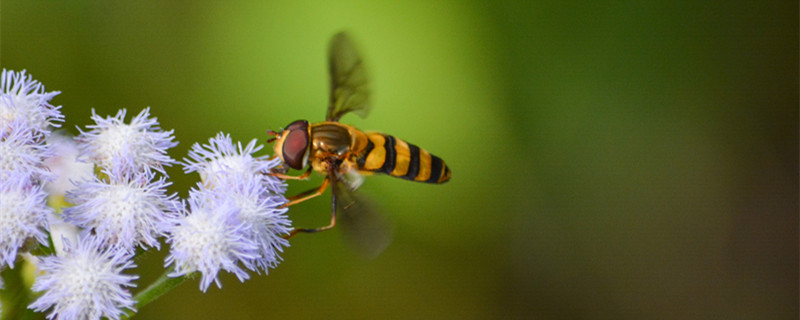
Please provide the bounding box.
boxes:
[268,32,450,255]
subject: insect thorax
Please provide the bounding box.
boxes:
[310,123,352,156]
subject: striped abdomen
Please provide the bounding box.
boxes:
[356,132,450,183]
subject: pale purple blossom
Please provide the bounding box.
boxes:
[0,69,63,133]
[173,133,291,284]
[63,170,180,251]
[0,120,54,181]
[183,132,285,194]
[0,174,52,268]
[29,235,137,320]
[215,178,290,273]
[164,186,260,291]
[76,108,177,177]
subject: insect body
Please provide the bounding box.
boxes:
[273,121,450,185]
[268,32,450,255]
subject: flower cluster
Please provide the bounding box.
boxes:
[0,69,61,268]
[0,69,294,319]
[166,133,290,291]
[24,84,180,318]
[62,107,181,252]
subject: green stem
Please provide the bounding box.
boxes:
[0,262,39,320]
[123,269,194,319]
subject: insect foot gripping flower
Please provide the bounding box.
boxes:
[164,186,261,292]
[62,169,180,251]
[28,235,137,320]
[183,132,286,194]
[0,69,63,134]
[76,107,177,178]
[0,175,52,268]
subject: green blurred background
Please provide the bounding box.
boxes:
[2,1,797,319]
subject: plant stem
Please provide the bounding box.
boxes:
[0,262,39,320]
[123,269,194,319]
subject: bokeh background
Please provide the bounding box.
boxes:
[2,1,797,319]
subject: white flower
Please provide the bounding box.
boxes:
[164,187,259,292]
[63,171,180,251]
[29,235,137,320]
[76,108,177,177]
[0,120,53,181]
[0,176,51,268]
[217,178,290,273]
[183,132,285,194]
[0,69,63,133]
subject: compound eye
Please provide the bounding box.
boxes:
[286,120,309,131]
[282,120,309,170]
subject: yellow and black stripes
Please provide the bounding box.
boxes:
[357,132,450,183]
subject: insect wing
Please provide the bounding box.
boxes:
[333,180,392,258]
[327,32,371,122]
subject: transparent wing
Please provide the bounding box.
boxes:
[333,179,392,258]
[327,32,371,122]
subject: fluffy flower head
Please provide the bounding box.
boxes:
[0,175,52,268]
[165,187,259,291]
[0,69,63,133]
[0,120,53,181]
[77,108,177,177]
[29,236,137,320]
[217,178,290,273]
[63,171,180,251]
[183,133,285,193]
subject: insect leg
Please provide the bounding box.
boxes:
[281,176,329,208]
[284,187,337,239]
[270,167,312,180]
[283,161,340,239]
